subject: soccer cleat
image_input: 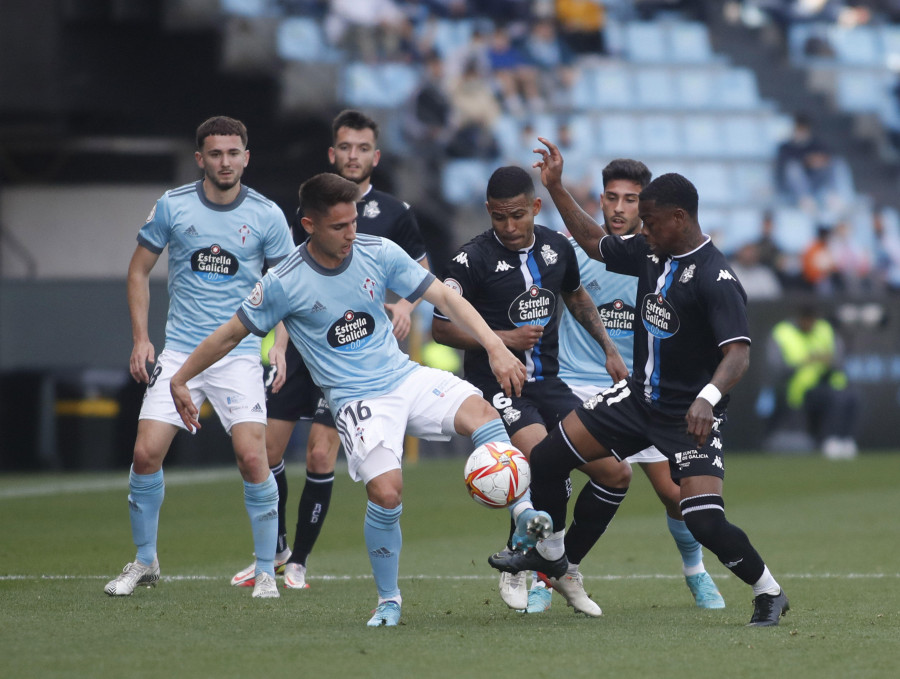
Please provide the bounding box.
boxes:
[510,509,553,551]
[251,571,280,599]
[525,586,552,614]
[685,572,726,609]
[548,570,602,617]
[489,547,568,579]
[366,600,401,627]
[104,558,160,596]
[497,554,528,610]
[230,548,292,587]
[283,563,310,590]
[747,589,789,627]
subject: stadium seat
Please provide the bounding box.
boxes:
[442,159,492,206]
[221,0,279,17]
[597,114,642,156]
[341,63,420,108]
[667,22,714,64]
[721,115,767,159]
[772,206,816,254]
[835,69,891,113]
[635,67,678,109]
[624,22,667,63]
[830,26,881,67]
[419,18,476,58]
[692,161,733,205]
[682,115,725,158]
[639,114,681,157]
[675,67,720,110]
[277,17,339,62]
[714,68,761,110]
[732,161,775,203]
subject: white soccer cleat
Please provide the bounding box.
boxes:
[252,571,280,599]
[548,570,602,617]
[498,556,528,610]
[104,558,160,596]
[230,548,292,587]
[283,563,310,590]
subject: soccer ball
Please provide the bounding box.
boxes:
[463,442,530,508]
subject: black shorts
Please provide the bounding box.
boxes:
[264,343,335,427]
[472,375,582,437]
[574,378,727,481]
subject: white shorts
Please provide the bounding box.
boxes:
[139,349,267,434]
[334,366,481,483]
[568,382,667,465]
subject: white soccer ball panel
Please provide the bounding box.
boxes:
[463,442,530,508]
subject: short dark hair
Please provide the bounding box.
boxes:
[601,158,652,190]
[299,173,360,218]
[486,166,535,201]
[196,116,248,150]
[640,173,699,218]
[332,109,379,143]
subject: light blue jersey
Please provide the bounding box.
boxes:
[558,238,637,388]
[137,180,293,355]
[237,234,436,413]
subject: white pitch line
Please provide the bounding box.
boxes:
[0,468,240,499]
[2,573,898,582]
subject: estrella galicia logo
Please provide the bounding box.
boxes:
[192,244,239,281]
[509,285,555,327]
[641,292,679,338]
[598,299,635,338]
[328,310,376,352]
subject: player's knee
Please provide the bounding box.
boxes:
[681,495,727,547]
[530,425,580,481]
[587,457,632,488]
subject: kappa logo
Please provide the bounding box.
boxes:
[452,252,469,267]
[679,263,696,284]
[711,436,723,451]
[495,260,513,272]
[541,244,558,265]
[647,253,660,264]
[712,455,724,469]
[311,301,326,313]
[717,269,736,282]
[184,225,199,237]
[362,200,381,219]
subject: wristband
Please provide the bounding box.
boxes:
[697,383,722,407]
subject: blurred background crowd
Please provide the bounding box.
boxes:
[2,0,900,465]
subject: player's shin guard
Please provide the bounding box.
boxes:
[244,473,280,577]
[128,466,164,566]
[681,494,765,585]
[529,423,586,532]
[291,470,334,565]
[564,480,628,564]
[364,501,403,601]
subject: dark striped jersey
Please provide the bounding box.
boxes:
[598,233,750,416]
[435,224,580,384]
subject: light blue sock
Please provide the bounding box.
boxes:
[128,466,164,566]
[667,514,703,568]
[471,419,510,448]
[364,501,403,601]
[244,473,279,577]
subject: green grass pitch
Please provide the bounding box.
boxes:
[2,453,899,679]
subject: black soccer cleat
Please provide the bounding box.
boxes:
[747,589,790,627]
[488,548,568,579]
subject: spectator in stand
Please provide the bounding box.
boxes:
[754,209,801,289]
[801,225,838,294]
[487,24,545,115]
[768,304,859,459]
[405,48,453,167]
[446,57,502,159]
[828,220,871,295]
[872,208,900,293]
[324,0,411,62]
[729,242,783,301]
[554,0,606,54]
[523,18,578,105]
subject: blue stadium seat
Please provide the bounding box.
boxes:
[830,26,881,67]
[772,206,816,254]
[635,67,678,109]
[732,162,775,203]
[419,18,476,58]
[675,67,719,110]
[341,63,420,108]
[682,115,725,157]
[667,22,714,64]
[277,17,339,62]
[692,161,733,205]
[597,113,641,155]
[721,115,767,159]
[639,115,681,157]
[221,0,279,17]
[714,68,761,109]
[624,22,667,63]
[835,69,891,113]
[442,159,492,205]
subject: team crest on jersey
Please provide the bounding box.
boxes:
[598,299,636,338]
[192,244,239,281]
[495,260,513,272]
[582,394,602,410]
[239,224,250,245]
[541,244,558,266]
[452,251,469,267]
[443,278,463,295]
[502,406,521,425]
[641,292,680,338]
[248,281,264,307]
[509,285,555,327]
[679,263,696,284]
[363,200,380,219]
[328,310,376,352]
[362,277,376,300]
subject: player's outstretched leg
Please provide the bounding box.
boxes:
[244,473,280,599]
[364,500,403,627]
[667,515,725,609]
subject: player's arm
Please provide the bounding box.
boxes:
[533,137,605,260]
[685,340,750,447]
[562,286,627,382]
[170,315,252,432]
[127,244,161,384]
[385,257,429,341]
[424,280,526,397]
[268,321,289,393]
